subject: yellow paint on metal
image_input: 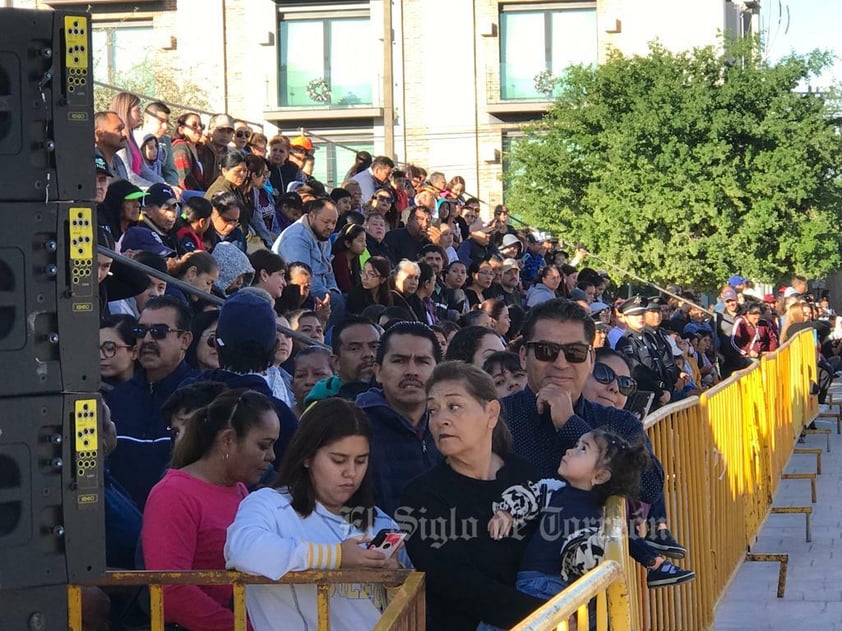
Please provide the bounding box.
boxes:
[317,582,330,631]
[67,585,83,631]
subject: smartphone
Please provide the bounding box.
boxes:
[367,529,407,560]
[625,390,655,419]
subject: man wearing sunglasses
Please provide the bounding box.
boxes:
[106,296,198,508]
[615,296,674,409]
[501,299,664,506]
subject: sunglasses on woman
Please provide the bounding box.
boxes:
[526,341,592,363]
[132,324,187,340]
[592,362,637,396]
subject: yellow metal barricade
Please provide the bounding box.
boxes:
[513,328,819,631]
[68,569,424,631]
[68,332,818,631]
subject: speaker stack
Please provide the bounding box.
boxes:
[0,8,105,630]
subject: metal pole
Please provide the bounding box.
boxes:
[98,245,331,350]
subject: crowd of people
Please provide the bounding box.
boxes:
[87,93,836,631]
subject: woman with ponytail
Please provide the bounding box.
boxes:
[141,388,280,631]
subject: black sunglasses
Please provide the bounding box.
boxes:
[235,131,250,138]
[132,324,187,340]
[592,362,637,396]
[206,332,217,348]
[526,341,592,363]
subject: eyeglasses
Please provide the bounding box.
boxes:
[376,196,393,202]
[235,131,250,138]
[132,324,187,340]
[592,362,638,396]
[477,269,495,277]
[526,341,592,363]
[100,341,133,358]
[184,123,204,132]
[360,270,381,279]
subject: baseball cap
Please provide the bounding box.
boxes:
[501,258,520,271]
[501,233,520,249]
[216,290,277,352]
[728,275,748,288]
[144,183,177,208]
[589,301,611,316]
[290,135,314,152]
[94,150,112,176]
[209,113,235,131]
[118,227,176,258]
[721,288,738,301]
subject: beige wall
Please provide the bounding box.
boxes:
[20,0,746,205]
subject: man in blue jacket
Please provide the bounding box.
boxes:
[181,288,299,470]
[106,295,198,507]
[356,321,443,516]
[272,198,338,300]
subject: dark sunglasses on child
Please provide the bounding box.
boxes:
[526,341,592,363]
[592,362,638,396]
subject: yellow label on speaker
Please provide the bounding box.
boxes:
[72,303,94,312]
[68,207,93,260]
[64,16,89,69]
[74,399,98,453]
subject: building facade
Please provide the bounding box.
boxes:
[28,0,759,209]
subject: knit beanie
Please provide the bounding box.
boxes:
[212,242,255,293]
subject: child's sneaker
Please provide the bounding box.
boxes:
[645,527,686,559]
[647,561,695,588]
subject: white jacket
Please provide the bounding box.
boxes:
[224,488,408,631]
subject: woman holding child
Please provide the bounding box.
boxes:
[402,361,651,630]
[400,362,544,630]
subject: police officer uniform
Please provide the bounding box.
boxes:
[615,296,672,405]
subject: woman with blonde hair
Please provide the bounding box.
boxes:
[110,91,157,187]
[780,301,809,343]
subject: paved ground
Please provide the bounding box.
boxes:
[715,382,842,630]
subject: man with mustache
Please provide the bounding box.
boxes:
[356,321,443,516]
[304,316,381,405]
[106,296,198,507]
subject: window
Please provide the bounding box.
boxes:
[278,5,375,108]
[299,138,373,189]
[499,3,597,100]
[91,21,154,87]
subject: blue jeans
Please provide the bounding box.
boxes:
[516,570,570,600]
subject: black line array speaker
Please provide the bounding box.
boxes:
[0,202,100,396]
[0,8,104,629]
[0,394,105,591]
[0,8,95,201]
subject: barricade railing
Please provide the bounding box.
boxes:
[68,569,424,631]
[509,496,633,631]
[513,328,818,631]
[70,331,817,631]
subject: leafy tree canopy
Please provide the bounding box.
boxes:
[505,39,842,291]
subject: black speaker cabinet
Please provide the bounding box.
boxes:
[0,202,100,396]
[0,585,69,631]
[0,394,106,590]
[0,8,95,202]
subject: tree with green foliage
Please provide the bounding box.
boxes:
[504,40,842,291]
